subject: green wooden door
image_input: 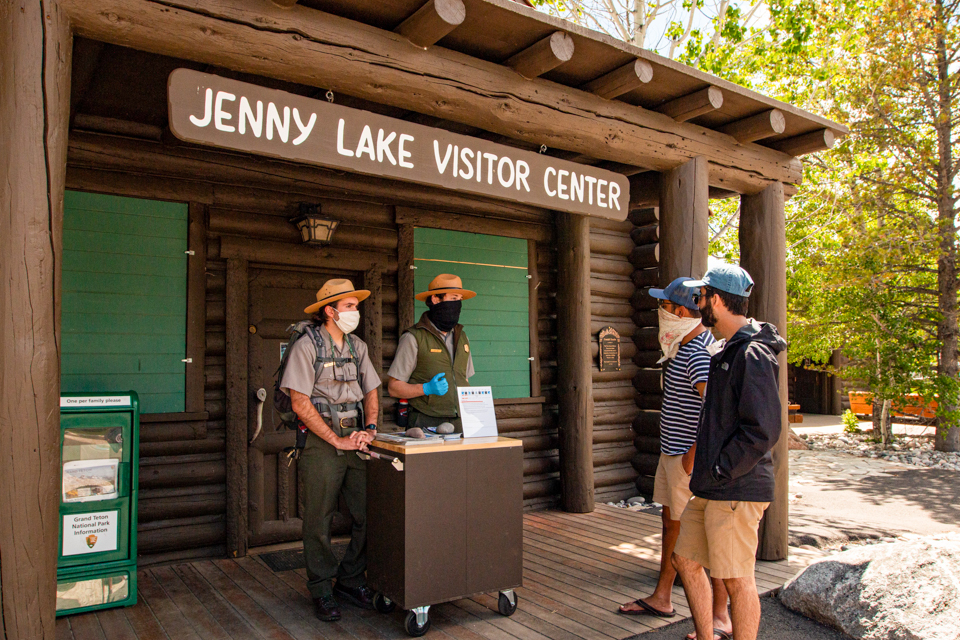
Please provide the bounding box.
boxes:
[61,191,188,414]
[414,228,530,399]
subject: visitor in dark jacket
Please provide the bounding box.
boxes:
[672,264,787,640]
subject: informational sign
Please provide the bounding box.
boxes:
[60,396,131,408]
[598,326,621,372]
[62,511,119,556]
[168,69,629,220]
[457,387,499,438]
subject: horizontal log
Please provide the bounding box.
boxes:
[139,437,225,458]
[590,340,636,360]
[593,447,635,467]
[495,402,543,420]
[589,319,634,338]
[520,434,559,453]
[582,59,653,100]
[767,128,836,156]
[523,478,561,500]
[589,232,635,257]
[628,207,659,226]
[499,415,555,433]
[720,109,786,144]
[633,327,660,351]
[594,464,638,488]
[72,113,163,141]
[590,300,633,317]
[139,491,226,522]
[593,426,635,444]
[220,236,390,271]
[139,460,226,490]
[395,0,466,48]
[138,518,226,554]
[632,310,658,327]
[631,288,657,310]
[595,484,639,503]
[589,217,634,234]
[590,256,633,277]
[590,276,635,298]
[206,331,225,356]
[631,268,659,289]
[631,452,660,476]
[635,474,655,495]
[656,86,724,123]
[593,384,635,403]
[396,206,551,241]
[633,367,663,391]
[209,209,397,251]
[629,244,659,269]
[633,350,662,368]
[524,457,559,476]
[635,393,663,410]
[139,545,226,568]
[630,224,659,246]
[632,411,661,437]
[591,364,637,382]
[633,435,661,454]
[507,31,575,79]
[140,421,205,443]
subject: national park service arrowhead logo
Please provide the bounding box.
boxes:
[86,534,98,549]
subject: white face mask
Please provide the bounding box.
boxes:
[333,310,360,334]
[657,307,702,363]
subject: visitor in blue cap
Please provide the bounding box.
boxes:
[671,263,786,640]
[618,276,731,639]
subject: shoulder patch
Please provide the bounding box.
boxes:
[464,344,469,352]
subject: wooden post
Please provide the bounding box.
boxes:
[659,157,709,284]
[225,258,249,557]
[363,268,383,426]
[556,213,594,512]
[398,224,415,331]
[0,1,71,637]
[527,239,541,398]
[739,182,789,561]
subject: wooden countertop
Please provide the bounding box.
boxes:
[370,436,522,455]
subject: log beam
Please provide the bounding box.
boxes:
[582,59,653,100]
[659,157,709,283]
[767,128,836,157]
[506,31,574,79]
[556,213,594,513]
[739,182,788,561]
[0,1,70,636]
[61,0,802,194]
[656,86,723,123]
[395,0,465,49]
[271,0,298,6]
[225,258,249,557]
[721,109,786,144]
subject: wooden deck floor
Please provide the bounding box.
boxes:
[57,506,823,640]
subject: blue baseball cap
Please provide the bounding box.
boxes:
[649,277,699,311]
[684,264,754,297]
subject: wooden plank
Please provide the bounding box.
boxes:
[527,240,541,398]
[430,602,524,640]
[172,564,265,640]
[152,566,232,639]
[186,202,208,412]
[191,561,298,640]
[522,534,661,591]
[122,589,170,640]
[95,607,141,640]
[470,592,589,640]
[220,236,388,272]
[67,614,107,640]
[137,570,203,640]
[452,597,561,640]
[511,586,640,639]
[395,207,551,242]
[56,618,76,640]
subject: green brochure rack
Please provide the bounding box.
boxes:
[56,392,140,616]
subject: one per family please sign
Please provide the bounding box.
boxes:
[168,69,629,220]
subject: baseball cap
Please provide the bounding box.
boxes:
[648,277,699,311]
[684,263,754,297]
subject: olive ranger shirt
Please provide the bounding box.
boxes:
[280,325,381,406]
[387,316,475,382]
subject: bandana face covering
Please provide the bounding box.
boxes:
[657,307,702,363]
[428,300,462,332]
[333,310,360,334]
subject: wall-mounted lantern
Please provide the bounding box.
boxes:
[292,203,339,245]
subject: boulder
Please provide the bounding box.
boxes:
[780,535,960,640]
[788,428,809,450]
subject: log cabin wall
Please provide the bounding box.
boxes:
[65,128,563,563]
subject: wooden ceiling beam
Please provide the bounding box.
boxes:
[271,0,299,7]
[656,86,723,123]
[506,31,574,79]
[581,59,653,100]
[767,128,836,157]
[395,0,465,49]
[720,109,786,144]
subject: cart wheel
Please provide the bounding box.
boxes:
[498,591,518,616]
[374,593,396,614]
[404,610,431,637]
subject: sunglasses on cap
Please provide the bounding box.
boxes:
[690,286,716,305]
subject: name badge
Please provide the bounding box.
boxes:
[430,349,442,353]
[324,362,335,368]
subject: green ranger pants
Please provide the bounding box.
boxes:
[299,431,367,598]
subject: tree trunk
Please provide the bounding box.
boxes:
[880,399,893,447]
[0,1,71,637]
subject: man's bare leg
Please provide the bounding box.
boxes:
[724,575,761,640]
[618,507,681,614]
[685,577,732,640]
[672,553,713,640]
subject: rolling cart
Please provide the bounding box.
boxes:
[365,436,523,636]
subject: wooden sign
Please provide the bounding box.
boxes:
[598,326,621,372]
[168,69,629,220]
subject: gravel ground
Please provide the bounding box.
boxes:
[800,431,960,471]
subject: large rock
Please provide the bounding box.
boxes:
[780,535,960,640]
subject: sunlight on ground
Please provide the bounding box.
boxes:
[610,536,663,560]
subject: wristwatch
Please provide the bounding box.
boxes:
[365,424,377,432]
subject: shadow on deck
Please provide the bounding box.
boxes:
[57,505,823,640]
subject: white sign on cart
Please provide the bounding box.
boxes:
[457,387,499,438]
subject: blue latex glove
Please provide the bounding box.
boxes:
[422,372,448,396]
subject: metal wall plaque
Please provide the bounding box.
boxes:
[168,69,629,220]
[598,326,621,372]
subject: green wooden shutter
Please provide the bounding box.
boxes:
[413,228,530,399]
[61,191,188,413]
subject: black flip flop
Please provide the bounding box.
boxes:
[685,630,734,640]
[617,599,677,617]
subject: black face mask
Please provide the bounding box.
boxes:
[428,300,462,332]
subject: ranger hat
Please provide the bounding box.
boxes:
[304,278,370,314]
[684,263,754,297]
[649,277,699,311]
[415,274,477,301]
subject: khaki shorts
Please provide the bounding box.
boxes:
[652,453,693,519]
[674,496,769,579]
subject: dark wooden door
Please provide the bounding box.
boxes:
[246,267,359,548]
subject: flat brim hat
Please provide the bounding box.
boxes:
[304,278,370,314]
[649,277,699,311]
[684,263,754,297]
[415,273,477,302]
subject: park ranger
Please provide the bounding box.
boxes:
[280,278,381,622]
[386,273,476,432]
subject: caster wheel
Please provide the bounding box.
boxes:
[404,610,431,637]
[498,592,518,616]
[374,593,396,614]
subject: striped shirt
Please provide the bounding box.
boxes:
[660,330,715,455]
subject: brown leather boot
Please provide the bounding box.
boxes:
[314,595,342,621]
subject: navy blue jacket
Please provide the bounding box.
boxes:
[690,320,786,502]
